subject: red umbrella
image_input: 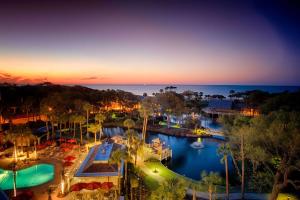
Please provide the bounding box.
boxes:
[67,139,77,143]
[70,183,82,192]
[61,147,71,152]
[58,138,65,142]
[85,182,102,190]
[101,182,114,190]
[79,183,88,189]
[63,161,73,167]
[64,155,76,161]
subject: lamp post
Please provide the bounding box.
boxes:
[13,141,17,162]
[12,163,17,197]
[34,140,37,159]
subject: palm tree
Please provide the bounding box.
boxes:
[83,102,93,138]
[75,115,85,144]
[123,118,135,130]
[130,133,141,166]
[217,144,230,200]
[139,97,154,144]
[130,176,139,200]
[95,113,106,141]
[58,114,68,144]
[49,113,58,139]
[122,150,131,192]
[200,171,222,200]
[150,178,186,200]
[189,182,202,200]
[69,114,77,138]
[22,96,33,122]
[40,100,52,140]
[88,123,99,143]
[109,149,125,196]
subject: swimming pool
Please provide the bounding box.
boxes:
[0,164,54,190]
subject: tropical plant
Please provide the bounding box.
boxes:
[200,171,222,200]
[139,97,155,144]
[123,118,135,130]
[74,115,85,144]
[40,99,53,140]
[247,111,300,200]
[88,123,99,143]
[95,113,106,140]
[220,115,250,199]
[83,102,93,138]
[217,143,230,200]
[109,149,125,196]
[150,178,186,200]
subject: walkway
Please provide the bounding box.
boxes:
[186,189,268,200]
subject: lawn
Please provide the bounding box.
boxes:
[143,161,226,192]
[277,193,299,200]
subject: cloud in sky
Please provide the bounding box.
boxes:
[81,76,98,80]
[0,71,48,84]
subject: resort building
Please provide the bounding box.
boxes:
[202,99,259,117]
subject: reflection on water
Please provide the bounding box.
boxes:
[103,127,232,180]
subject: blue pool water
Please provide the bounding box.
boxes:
[103,127,232,180]
[0,164,54,190]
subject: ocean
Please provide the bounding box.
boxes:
[82,84,300,96]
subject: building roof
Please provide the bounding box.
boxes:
[75,142,124,177]
[202,99,236,115]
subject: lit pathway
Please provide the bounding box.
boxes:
[139,160,268,200]
[186,189,269,200]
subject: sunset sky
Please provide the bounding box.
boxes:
[0,0,300,85]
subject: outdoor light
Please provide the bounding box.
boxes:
[153,168,158,173]
[61,180,65,195]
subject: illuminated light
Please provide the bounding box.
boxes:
[61,180,65,195]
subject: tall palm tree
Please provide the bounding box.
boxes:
[69,114,77,138]
[49,113,58,139]
[150,178,186,200]
[40,100,52,140]
[200,171,222,200]
[83,102,93,138]
[129,133,141,166]
[189,182,202,200]
[130,176,139,200]
[58,114,68,144]
[75,115,85,144]
[123,118,135,130]
[95,113,106,141]
[88,123,99,143]
[217,144,230,200]
[109,149,125,196]
[138,97,154,144]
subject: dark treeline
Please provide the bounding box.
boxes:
[0,82,139,117]
[229,89,300,114]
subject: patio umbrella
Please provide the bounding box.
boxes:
[67,139,77,143]
[58,138,65,142]
[70,184,82,192]
[63,161,73,167]
[61,147,71,152]
[85,182,102,190]
[64,155,76,161]
[101,182,114,190]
